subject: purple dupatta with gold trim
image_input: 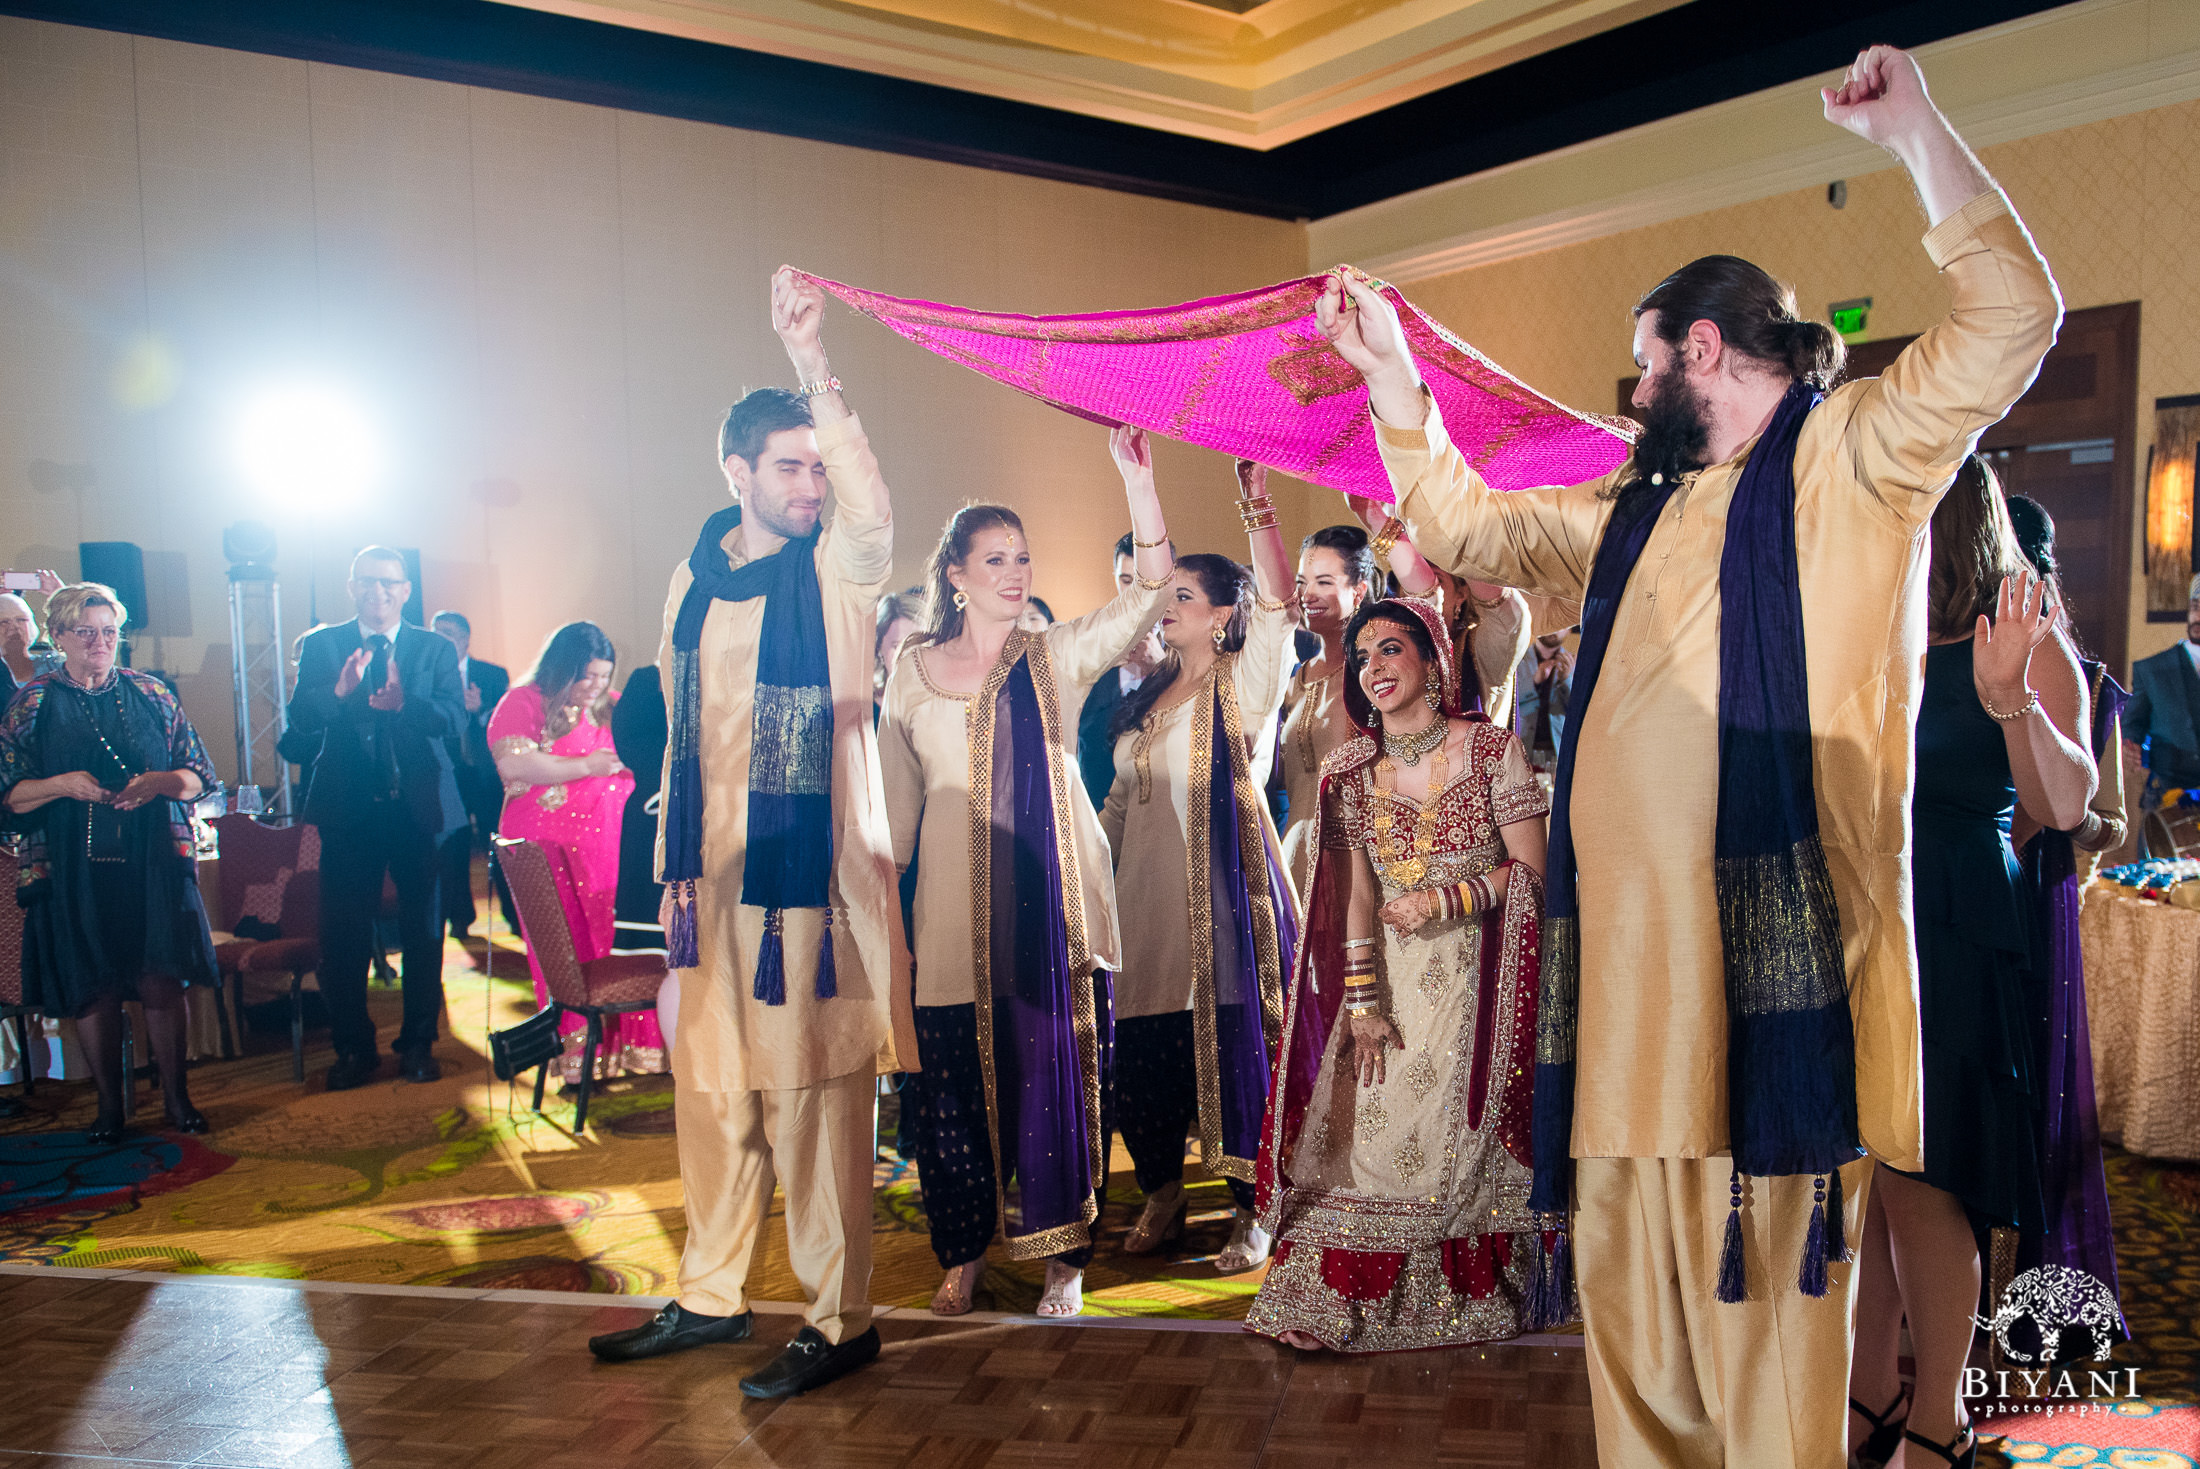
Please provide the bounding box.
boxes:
[970,633,1106,1259]
[1199,674,1298,1180]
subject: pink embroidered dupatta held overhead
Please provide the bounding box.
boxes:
[798,269,1634,501]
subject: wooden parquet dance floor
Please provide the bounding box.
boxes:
[0,1265,1597,1468]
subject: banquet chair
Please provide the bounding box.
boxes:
[493,835,665,1134]
[0,847,35,1116]
[211,815,323,1083]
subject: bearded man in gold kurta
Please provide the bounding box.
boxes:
[1320,47,2060,1469]
[588,269,912,1400]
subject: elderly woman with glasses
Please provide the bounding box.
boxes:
[0,583,221,1143]
[0,568,65,705]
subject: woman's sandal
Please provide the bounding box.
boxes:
[1215,1211,1272,1273]
[1036,1262,1083,1317]
[1123,1185,1187,1255]
[1902,1419,1978,1469]
[1278,1330,1323,1351]
[931,1259,985,1317]
[1847,1385,1909,1469]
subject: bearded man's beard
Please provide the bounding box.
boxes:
[1620,368,1711,499]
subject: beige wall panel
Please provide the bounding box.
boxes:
[0,16,1314,785]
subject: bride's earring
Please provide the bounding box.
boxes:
[1425,687,1442,713]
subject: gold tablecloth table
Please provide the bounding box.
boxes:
[2080,888,2200,1161]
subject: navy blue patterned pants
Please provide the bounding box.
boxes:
[905,970,1114,1270]
[1113,1009,1256,1212]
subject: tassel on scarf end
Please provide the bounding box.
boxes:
[1799,1194,1830,1298]
[1522,1228,1549,1327]
[666,880,700,971]
[1520,1224,1575,1331]
[1825,1164,1852,1264]
[815,907,838,1000]
[754,908,787,1006]
[1716,1170,1747,1305]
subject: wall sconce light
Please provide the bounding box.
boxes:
[2143,394,2200,621]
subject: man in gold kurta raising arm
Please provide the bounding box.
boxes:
[1320,47,2059,1469]
[588,268,912,1399]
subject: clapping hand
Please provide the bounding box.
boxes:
[1974,570,2057,713]
[335,648,372,699]
[367,658,405,712]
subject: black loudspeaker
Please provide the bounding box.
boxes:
[78,542,148,631]
[397,546,425,626]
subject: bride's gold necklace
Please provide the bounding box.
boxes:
[1370,721,1448,888]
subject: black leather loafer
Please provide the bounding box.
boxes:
[325,1053,380,1092]
[738,1325,879,1399]
[588,1302,753,1362]
[396,1049,441,1084]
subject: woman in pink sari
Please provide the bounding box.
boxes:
[490,622,660,1080]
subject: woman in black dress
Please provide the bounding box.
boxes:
[1846,460,2097,1469]
[0,583,221,1143]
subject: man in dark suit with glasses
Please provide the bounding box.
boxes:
[289,546,467,1090]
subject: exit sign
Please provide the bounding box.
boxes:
[1830,297,1872,339]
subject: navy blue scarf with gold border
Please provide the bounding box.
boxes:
[661,504,835,1002]
[1530,380,1861,1298]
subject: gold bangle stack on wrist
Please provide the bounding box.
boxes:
[1434,873,1498,923]
[1236,492,1278,534]
[1342,936,1380,1017]
[1370,516,1404,566]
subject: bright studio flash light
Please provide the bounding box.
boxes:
[236,384,378,508]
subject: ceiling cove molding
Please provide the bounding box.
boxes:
[1323,0,2200,282]
[491,0,1694,148]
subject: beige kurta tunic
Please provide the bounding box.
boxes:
[1101,601,1294,1020]
[877,579,1170,1006]
[1378,189,2061,1170]
[1276,661,1354,897]
[653,412,910,1094]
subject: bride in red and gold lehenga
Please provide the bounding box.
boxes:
[1249,595,1562,1352]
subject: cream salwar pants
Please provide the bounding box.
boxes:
[1573,1155,1875,1469]
[674,1066,875,1344]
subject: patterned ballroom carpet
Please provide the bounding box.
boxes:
[1,936,2194,1449]
[0,939,1267,1318]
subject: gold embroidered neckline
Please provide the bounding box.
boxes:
[913,630,1030,703]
